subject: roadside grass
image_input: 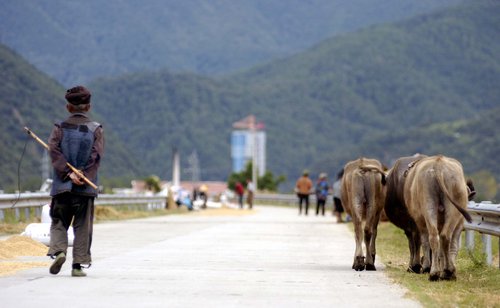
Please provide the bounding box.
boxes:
[377,222,500,308]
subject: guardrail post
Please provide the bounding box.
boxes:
[35,206,42,218]
[465,230,474,251]
[482,234,492,265]
[24,207,30,220]
[15,207,20,221]
[0,209,4,222]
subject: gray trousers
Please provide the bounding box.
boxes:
[48,193,94,265]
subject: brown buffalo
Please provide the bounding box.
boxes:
[341,158,386,271]
[404,155,472,281]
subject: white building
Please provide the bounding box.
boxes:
[231,115,266,176]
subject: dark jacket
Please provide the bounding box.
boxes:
[48,113,104,196]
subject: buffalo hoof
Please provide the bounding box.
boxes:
[440,270,456,281]
[352,256,365,271]
[407,264,422,274]
[365,263,377,271]
[429,272,440,281]
[422,267,431,274]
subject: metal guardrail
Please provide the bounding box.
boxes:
[0,193,167,221]
[255,193,320,206]
[464,201,500,268]
[254,193,298,206]
[465,201,500,236]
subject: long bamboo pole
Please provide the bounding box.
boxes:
[24,127,98,190]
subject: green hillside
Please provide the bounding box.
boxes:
[90,0,499,189]
[340,107,500,200]
[90,72,235,182]
[365,107,500,177]
[0,0,461,85]
[0,45,142,191]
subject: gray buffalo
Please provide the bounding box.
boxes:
[404,155,472,281]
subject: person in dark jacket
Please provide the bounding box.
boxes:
[315,173,329,216]
[47,86,104,277]
[332,169,346,223]
[235,181,245,209]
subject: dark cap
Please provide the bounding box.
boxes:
[65,86,91,105]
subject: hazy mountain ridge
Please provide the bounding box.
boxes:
[0,0,462,85]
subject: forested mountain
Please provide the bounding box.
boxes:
[0,45,143,191]
[343,107,500,201]
[89,0,499,190]
[0,0,461,86]
[353,106,500,179]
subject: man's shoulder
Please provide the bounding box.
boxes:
[61,115,102,132]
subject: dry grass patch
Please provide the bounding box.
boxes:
[0,235,50,276]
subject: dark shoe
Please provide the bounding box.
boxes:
[49,252,66,275]
[71,268,87,277]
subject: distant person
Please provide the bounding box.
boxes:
[199,184,208,209]
[47,86,104,277]
[235,181,245,209]
[315,173,329,216]
[295,169,313,215]
[246,179,255,210]
[332,169,345,223]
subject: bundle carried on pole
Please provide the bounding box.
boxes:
[24,127,98,190]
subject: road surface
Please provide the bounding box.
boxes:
[0,205,420,307]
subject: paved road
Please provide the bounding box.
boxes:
[0,206,420,307]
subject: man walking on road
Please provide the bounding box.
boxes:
[295,169,313,215]
[47,86,104,277]
[246,179,255,210]
[235,181,245,209]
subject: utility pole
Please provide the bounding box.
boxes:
[172,147,180,187]
[250,116,258,190]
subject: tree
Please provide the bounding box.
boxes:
[144,175,162,193]
[227,162,285,192]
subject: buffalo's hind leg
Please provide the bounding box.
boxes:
[364,222,379,271]
[406,230,423,274]
[353,256,365,271]
[352,209,366,271]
